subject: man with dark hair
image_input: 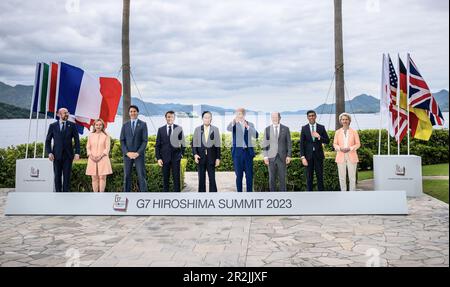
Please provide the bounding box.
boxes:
[156,111,185,192]
[192,111,221,192]
[128,105,139,113]
[120,105,148,192]
[300,110,330,191]
[45,108,80,192]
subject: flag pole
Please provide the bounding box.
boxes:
[396,54,401,155]
[54,62,62,120]
[407,53,411,155]
[378,54,384,155]
[387,128,390,155]
[43,63,52,158]
[33,64,43,158]
[25,63,39,159]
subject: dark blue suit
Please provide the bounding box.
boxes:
[155,124,185,192]
[227,121,258,192]
[45,121,80,192]
[300,123,330,191]
[120,119,148,192]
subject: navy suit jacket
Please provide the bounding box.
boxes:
[45,121,80,160]
[299,123,330,160]
[227,121,259,158]
[155,124,186,163]
[120,119,148,157]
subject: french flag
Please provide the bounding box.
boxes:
[56,62,122,133]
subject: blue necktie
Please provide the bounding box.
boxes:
[132,121,136,135]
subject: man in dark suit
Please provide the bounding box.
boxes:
[192,111,221,192]
[120,105,148,192]
[263,112,292,191]
[45,108,80,192]
[227,108,259,192]
[300,110,330,191]
[156,111,186,192]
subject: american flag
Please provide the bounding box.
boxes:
[387,55,408,142]
[408,56,445,126]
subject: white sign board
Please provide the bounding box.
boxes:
[373,155,423,197]
[5,191,408,216]
[15,159,54,192]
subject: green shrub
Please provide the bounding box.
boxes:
[70,159,187,192]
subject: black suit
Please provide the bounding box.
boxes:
[45,121,80,192]
[300,123,329,191]
[155,124,185,192]
[192,125,221,192]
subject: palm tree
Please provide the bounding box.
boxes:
[122,0,131,123]
[334,0,345,129]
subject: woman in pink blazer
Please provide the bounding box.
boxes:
[333,113,360,191]
[86,119,113,192]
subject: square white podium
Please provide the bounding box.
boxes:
[373,155,423,197]
[15,158,54,192]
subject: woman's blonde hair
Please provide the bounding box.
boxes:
[339,112,352,123]
[91,118,107,134]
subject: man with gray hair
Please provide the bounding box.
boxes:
[263,112,292,191]
[227,108,259,192]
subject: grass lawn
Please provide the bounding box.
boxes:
[358,163,449,181]
[357,163,449,204]
[422,164,449,176]
[358,170,373,181]
[423,180,449,204]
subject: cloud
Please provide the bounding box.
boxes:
[0,0,448,112]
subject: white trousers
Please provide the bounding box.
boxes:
[337,153,357,191]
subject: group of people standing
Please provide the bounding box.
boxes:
[45,106,360,193]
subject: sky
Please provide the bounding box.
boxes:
[0,0,448,112]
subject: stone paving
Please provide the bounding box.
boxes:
[0,172,448,267]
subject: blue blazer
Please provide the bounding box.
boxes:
[227,121,259,158]
[120,119,148,157]
[45,121,80,160]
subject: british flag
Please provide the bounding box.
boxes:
[387,55,408,142]
[408,56,445,126]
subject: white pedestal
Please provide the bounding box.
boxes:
[5,191,408,216]
[373,155,423,197]
[15,158,54,192]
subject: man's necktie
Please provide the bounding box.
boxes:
[311,125,315,142]
[132,121,136,135]
[62,122,66,133]
[168,125,172,137]
[274,126,279,140]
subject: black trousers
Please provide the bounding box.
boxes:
[198,163,217,192]
[306,155,324,191]
[162,160,181,192]
[53,153,73,192]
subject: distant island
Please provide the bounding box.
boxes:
[0,81,448,119]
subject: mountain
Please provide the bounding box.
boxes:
[432,89,449,112]
[0,81,448,119]
[282,91,449,114]
[0,81,33,108]
[116,98,238,116]
[0,102,30,119]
